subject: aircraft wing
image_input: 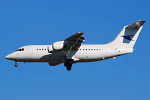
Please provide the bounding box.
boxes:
[64,32,85,50]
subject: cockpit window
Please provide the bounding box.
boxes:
[16,48,24,51]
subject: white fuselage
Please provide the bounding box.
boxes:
[6,44,133,64]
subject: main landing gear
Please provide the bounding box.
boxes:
[14,62,18,67]
[64,59,73,71]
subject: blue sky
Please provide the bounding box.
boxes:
[1,0,150,100]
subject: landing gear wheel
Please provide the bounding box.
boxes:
[66,65,72,71]
[15,62,18,67]
[64,59,73,71]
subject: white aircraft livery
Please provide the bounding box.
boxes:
[6,20,145,71]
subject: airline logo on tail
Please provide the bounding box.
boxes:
[121,35,134,41]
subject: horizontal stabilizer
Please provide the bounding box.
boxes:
[127,20,145,28]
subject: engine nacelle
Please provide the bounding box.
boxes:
[52,41,64,50]
[47,41,64,53]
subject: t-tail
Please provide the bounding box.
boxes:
[108,20,145,48]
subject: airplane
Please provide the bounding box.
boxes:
[5,20,145,71]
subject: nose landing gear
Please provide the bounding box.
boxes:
[15,62,18,67]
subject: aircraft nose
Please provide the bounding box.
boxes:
[5,52,18,61]
[5,54,13,60]
[5,54,11,59]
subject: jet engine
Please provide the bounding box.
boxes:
[48,41,64,53]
